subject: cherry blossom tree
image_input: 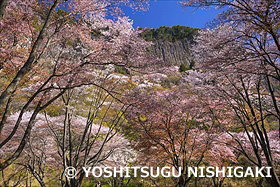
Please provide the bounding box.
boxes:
[182,0,280,126]
[181,1,280,185]
[0,0,151,171]
[123,88,237,187]
[1,80,134,187]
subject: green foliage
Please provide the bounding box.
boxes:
[81,177,147,187]
[115,65,130,75]
[167,75,182,86]
[160,75,182,88]
[44,105,63,117]
[32,17,41,32]
[82,180,98,187]
[189,59,195,69]
[179,63,188,72]
[121,122,142,141]
[180,60,195,72]
[140,25,199,43]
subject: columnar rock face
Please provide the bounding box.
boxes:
[140,26,198,67]
[149,38,191,66]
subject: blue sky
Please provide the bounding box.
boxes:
[122,1,225,29]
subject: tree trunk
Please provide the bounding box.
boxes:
[0,0,59,107]
[267,169,280,187]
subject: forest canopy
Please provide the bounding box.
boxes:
[139,25,199,42]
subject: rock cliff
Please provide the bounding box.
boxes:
[140,26,198,66]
